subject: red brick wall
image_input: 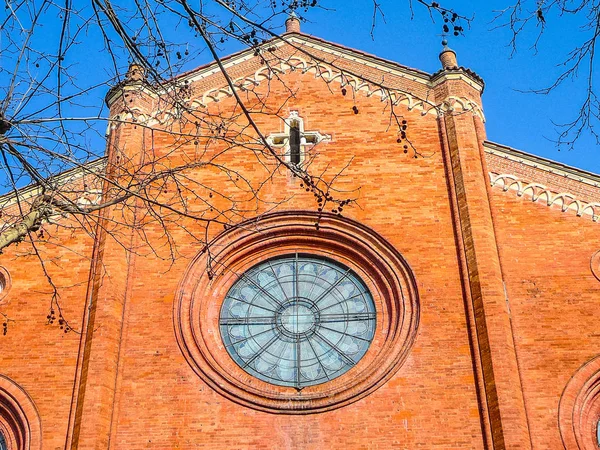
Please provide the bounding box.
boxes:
[2,40,598,449]
[489,185,600,449]
[88,67,486,448]
[486,151,600,204]
[0,214,95,449]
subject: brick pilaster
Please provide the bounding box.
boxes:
[67,73,154,449]
[436,73,532,449]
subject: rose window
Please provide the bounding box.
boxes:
[219,255,376,389]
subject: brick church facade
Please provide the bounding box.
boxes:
[1,15,600,449]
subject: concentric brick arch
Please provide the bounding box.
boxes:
[0,375,42,450]
[0,267,12,305]
[174,211,419,413]
[591,251,600,282]
[559,355,600,449]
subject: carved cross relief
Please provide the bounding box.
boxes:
[266,111,331,165]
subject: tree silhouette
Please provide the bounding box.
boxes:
[0,0,596,333]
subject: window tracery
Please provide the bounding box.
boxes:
[219,255,376,389]
[174,212,419,413]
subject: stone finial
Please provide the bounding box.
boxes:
[126,63,146,82]
[439,39,458,70]
[105,62,151,107]
[285,11,301,33]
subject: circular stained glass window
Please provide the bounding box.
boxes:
[219,255,376,389]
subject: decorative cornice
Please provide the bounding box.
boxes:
[106,33,486,126]
[118,55,485,127]
[489,172,600,222]
[198,55,434,107]
[178,33,433,86]
[484,141,600,189]
[105,81,158,108]
[0,158,107,208]
[430,67,485,92]
[195,56,485,121]
[284,35,432,84]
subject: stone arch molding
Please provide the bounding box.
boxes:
[559,355,600,449]
[115,56,485,127]
[0,375,42,450]
[174,211,420,414]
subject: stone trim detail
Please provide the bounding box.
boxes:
[484,141,600,191]
[559,355,600,449]
[114,55,485,127]
[194,56,485,121]
[0,375,42,450]
[283,35,432,83]
[489,173,600,223]
[265,110,332,164]
[174,211,419,414]
[0,158,106,209]
[179,34,432,87]
[430,68,485,92]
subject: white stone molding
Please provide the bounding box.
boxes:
[110,54,485,129]
[430,71,485,92]
[283,35,432,85]
[265,111,332,164]
[484,141,600,189]
[108,32,487,128]
[105,82,158,109]
[191,56,485,122]
[441,96,486,122]
[0,158,107,209]
[489,173,600,222]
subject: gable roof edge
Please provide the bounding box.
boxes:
[0,158,107,209]
[178,32,432,86]
[484,141,600,189]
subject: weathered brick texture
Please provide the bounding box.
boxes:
[1,32,599,450]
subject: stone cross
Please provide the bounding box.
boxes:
[266,111,331,164]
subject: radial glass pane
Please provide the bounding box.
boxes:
[220,254,376,389]
[0,431,6,450]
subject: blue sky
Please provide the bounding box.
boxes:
[2,0,598,187]
[292,0,599,174]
